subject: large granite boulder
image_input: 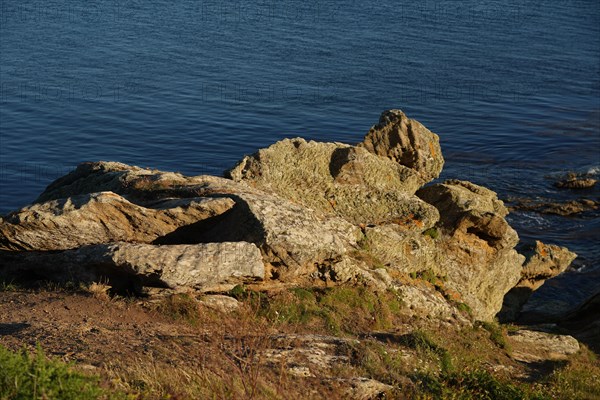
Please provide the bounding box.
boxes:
[0,242,264,293]
[359,109,444,184]
[227,138,438,229]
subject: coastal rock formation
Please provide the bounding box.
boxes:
[0,192,234,251]
[499,241,577,322]
[0,110,534,322]
[416,180,525,321]
[227,137,439,228]
[359,109,444,183]
[0,242,264,293]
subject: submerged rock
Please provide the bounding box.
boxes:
[359,109,444,184]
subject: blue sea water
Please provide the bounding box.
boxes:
[1,1,599,310]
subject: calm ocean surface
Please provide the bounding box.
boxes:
[1,1,599,311]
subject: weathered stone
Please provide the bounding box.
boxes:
[394,282,470,324]
[500,241,577,322]
[362,225,441,274]
[227,138,438,228]
[0,242,264,293]
[342,378,394,400]
[554,172,597,189]
[199,295,241,312]
[509,330,580,363]
[35,161,201,204]
[359,109,444,183]
[415,180,524,321]
[508,197,599,216]
[0,192,234,251]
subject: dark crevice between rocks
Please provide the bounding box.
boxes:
[153,197,265,245]
[329,147,353,179]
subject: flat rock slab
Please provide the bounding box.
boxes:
[509,330,580,363]
[0,242,264,293]
[0,192,234,251]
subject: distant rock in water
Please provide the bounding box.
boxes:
[508,197,599,216]
[1,109,571,323]
[554,172,597,189]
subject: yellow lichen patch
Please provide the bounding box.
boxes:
[429,141,436,157]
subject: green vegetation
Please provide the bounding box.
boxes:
[0,345,106,400]
[256,286,404,335]
[477,321,510,351]
[414,369,548,400]
[423,227,440,240]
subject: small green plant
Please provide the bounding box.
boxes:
[228,284,247,300]
[402,330,454,373]
[0,279,19,292]
[456,302,473,316]
[423,227,440,239]
[478,321,510,351]
[0,345,105,400]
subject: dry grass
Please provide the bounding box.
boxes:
[86,282,112,302]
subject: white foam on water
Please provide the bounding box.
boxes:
[586,166,600,176]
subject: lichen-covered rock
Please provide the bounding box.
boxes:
[0,192,234,251]
[361,225,441,274]
[499,241,577,322]
[359,109,444,183]
[415,180,525,321]
[227,138,438,228]
[0,242,264,293]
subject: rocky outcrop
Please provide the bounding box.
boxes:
[499,241,577,322]
[415,180,525,321]
[359,109,444,184]
[0,192,234,251]
[227,137,439,228]
[0,242,264,293]
[0,110,541,323]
